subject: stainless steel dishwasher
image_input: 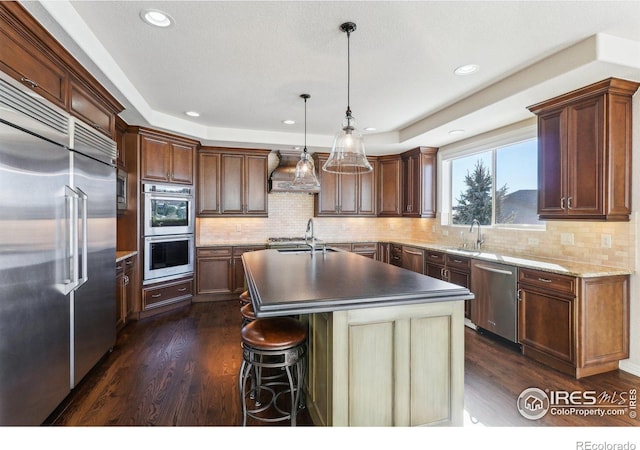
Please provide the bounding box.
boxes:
[470,260,518,343]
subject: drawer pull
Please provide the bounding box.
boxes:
[151,293,162,298]
[430,254,440,259]
[177,288,187,292]
[537,277,553,283]
[20,77,39,88]
[452,259,463,264]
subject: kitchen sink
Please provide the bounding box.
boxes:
[446,247,481,255]
[276,247,338,254]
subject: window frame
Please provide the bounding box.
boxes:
[438,120,544,230]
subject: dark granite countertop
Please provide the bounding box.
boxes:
[242,249,474,317]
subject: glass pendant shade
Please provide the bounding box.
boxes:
[323,21,372,175]
[292,150,320,188]
[292,93,320,190]
[323,111,372,174]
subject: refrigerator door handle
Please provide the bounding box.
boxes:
[60,185,80,294]
[76,187,89,288]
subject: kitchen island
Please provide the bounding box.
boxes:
[242,248,474,426]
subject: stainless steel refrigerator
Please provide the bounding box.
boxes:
[0,72,117,425]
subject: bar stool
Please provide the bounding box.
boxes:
[239,317,307,426]
[239,290,251,305]
[240,302,256,327]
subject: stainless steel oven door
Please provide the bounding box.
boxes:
[143,234,194,284]
[143,192,194,236]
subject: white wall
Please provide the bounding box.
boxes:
[619,92,640,376]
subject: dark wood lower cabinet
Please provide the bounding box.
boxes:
[195,245,265,301]
[141,276,193,318]
[518,268,629,378]
[116,255,137,331]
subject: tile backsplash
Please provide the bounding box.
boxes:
[197,192,635,271]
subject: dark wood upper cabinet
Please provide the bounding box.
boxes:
[377,155,403,216]
[139,128,197,185]
[528,78,639,221]
[197,147,269,217]
[0,3,123,136]
[401,147,438,218]
[68,78,113,137]
[313,153,377,217]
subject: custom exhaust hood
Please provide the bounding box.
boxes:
[268,150,320,194]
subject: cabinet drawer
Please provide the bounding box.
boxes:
[69,80,112,137]
[425,250,445,265]
[143,278,193,309]
[124,255,137,270]
[445,254,470,270]
[232,245,267,256]
[518,268,576,296]
[197,246,232,257]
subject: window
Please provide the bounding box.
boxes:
[446,138,541,227]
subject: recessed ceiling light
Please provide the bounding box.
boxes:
[185,111,200,117]
[282,120,295,125]
[449,129,465,135]
[364,127,377,132]
[140,9,174,28]
[454,64,479,76]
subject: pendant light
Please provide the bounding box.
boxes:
[323,22,372,174]
[292,94,321,190]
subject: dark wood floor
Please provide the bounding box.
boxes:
[46,300,640,427]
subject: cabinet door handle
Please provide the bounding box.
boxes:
[567,197,572,209]
[124,275,129,285]
[404,249,422,256]
[537,277,553,283]
[517,289,523,301]
[20,77,38,88]
[561,197,566,210]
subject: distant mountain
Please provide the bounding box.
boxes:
[499,189,541,224]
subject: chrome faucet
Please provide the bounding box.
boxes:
[304,218,316,252]
[470,219,484,250]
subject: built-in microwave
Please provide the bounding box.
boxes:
[116,169,127,212]
[143,183,194,236]
[143,234,194,284]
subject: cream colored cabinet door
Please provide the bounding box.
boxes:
[306,301,464,427]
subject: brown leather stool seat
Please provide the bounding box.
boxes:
[239,290,251,305]
[238,317,308,426]
[241,317,307,350]
[240,302,256,327]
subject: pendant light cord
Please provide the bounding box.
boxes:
[304,95,307,152]
[346,27,351,116]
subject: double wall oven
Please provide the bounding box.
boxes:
[143,183,194,284]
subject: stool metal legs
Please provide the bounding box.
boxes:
[239,343,306,426]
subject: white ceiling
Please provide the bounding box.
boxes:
[22,1,640,155]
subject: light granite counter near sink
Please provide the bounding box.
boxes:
[387,239,632,278]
